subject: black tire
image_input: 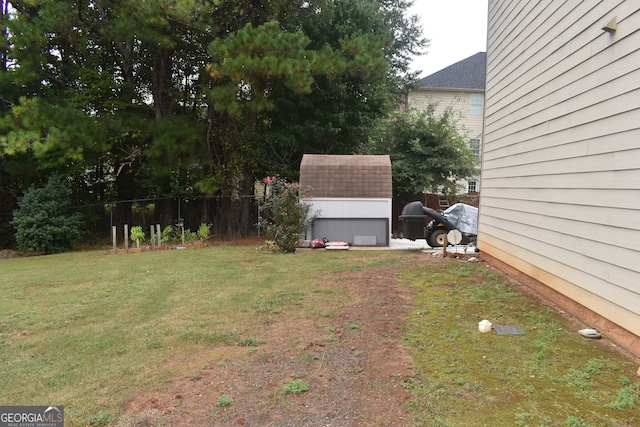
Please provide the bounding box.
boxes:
[428,228,448,247]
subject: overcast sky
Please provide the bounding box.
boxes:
[409,0,489,78]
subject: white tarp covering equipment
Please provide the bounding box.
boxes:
[443,203,478,235]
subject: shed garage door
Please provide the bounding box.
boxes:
[311,218,389,247]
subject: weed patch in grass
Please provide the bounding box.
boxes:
[605,385,639,410]
[283,379,309,394]
[237,336,266,346]
[88,411,114,427]
[216,395,233,407]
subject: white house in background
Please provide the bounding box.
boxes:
[409,52,486,195]
[480,0,640,356]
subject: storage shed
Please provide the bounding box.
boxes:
[300,154,392,246]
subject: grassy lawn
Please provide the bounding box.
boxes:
[402,261,639,427]
[1,246,638,426]
[0,245,406,426]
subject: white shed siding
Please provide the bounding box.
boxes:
[480,0,640,336]
[305,198,393,237]
[307,198,391,219]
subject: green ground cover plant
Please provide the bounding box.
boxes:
[216,394,233,407]
[283,378,310,394]
[402,262,639,427]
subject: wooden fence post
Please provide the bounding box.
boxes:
[124,224,129,251]
[112,226,117,253]
[442,234,448,258]
[156,224,161,248]
[150,225,156,250]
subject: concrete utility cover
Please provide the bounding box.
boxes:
[494,325,525,335]
[447,229,463,245]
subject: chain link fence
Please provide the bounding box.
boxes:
[71,195,265,244]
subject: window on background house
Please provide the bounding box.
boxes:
[467,179,479,193]
[470,93,484,115]
[469,138,481,160]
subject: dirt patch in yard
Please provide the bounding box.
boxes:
[115,250,431,427]
[113,244,640,427]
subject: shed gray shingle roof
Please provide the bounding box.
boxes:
[299,154,392,198]
[416,52,486,91]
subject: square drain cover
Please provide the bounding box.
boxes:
[494,325,525,335]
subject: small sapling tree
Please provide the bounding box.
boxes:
[130,226,145,248]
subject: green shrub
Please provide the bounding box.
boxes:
[12,175,83,254]
[197,223,211,241]
[184,229,197,244]
[258,175,314,253]
[161,225,175,244]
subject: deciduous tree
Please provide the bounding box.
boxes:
[365,105,478,199]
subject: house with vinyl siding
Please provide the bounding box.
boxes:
[480,0,640,356]
[409,52,486,195]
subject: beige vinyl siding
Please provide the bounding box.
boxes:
[410,90,464,116]
[480,0,640,336]
[410,90,484,139]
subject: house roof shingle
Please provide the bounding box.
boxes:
[416,52,486,91]
[299,154,392,199]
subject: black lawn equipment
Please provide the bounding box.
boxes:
[399,201,478,248]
